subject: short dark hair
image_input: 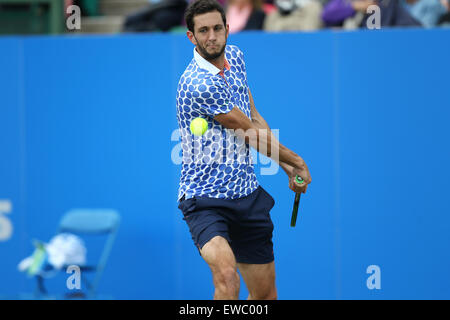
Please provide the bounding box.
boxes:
[184,0,227,34]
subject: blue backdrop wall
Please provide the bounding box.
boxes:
[1,28,449,299]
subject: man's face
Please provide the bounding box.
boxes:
[187,11,229,60]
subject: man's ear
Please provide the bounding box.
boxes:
[187,30,197,46]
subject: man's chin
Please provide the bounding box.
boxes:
[206,52,222,60]
[199,45,225,60]
[207,48,225,59]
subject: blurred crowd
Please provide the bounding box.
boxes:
[122,0,450,33]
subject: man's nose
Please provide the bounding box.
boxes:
[207,29,217,41]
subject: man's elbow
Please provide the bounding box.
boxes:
[214,107,254,132]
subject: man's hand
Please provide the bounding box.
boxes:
[287,161,312,194]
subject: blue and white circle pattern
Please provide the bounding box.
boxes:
[176,45,259,201]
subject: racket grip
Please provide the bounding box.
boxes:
[291,193,301,227]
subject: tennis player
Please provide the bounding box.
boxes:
[176,0,312,300]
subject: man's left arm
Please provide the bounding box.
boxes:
[248,88,295,176]
[248,88,311,193]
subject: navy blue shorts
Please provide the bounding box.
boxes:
[177,185,275,264]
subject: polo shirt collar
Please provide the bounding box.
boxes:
[194,47,230,76]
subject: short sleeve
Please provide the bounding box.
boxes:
[191,79,234,117]
[238,48,247,74]
[237,49,248,88]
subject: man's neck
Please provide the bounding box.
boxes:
[196,47,225,71]
[210,56,225,71]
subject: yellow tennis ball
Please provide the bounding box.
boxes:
[190,117,208,136]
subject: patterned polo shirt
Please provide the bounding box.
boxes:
[176,44,259,201]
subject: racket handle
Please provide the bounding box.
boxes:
[290,175,304,227]
[291,193,301,227]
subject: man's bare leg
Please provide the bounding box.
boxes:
[237,261,277,300]
[200,235,240,300]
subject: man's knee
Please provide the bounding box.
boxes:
[248,275,277,300]
[249,287,277,300]
[215,266,240,289]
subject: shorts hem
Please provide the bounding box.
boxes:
[235,257,275,264]
[196,232,232,252]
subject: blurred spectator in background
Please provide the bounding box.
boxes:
[226,0,266,33]
[123,0,188,32]
[402,0,447,27]
[437,0,450,25]
[264,0,324,31]
[322,0,422,29]
[362,0,422,27]
[321,0,375,28]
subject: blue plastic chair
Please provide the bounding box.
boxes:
[35,208,120,299]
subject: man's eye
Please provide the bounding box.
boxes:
[200,29,206,33]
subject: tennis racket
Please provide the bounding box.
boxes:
[290,175,304,227]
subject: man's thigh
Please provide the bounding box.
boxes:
[200,235,237,270]
[237,261,277,300]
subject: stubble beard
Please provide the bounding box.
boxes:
[195,37,226,61]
